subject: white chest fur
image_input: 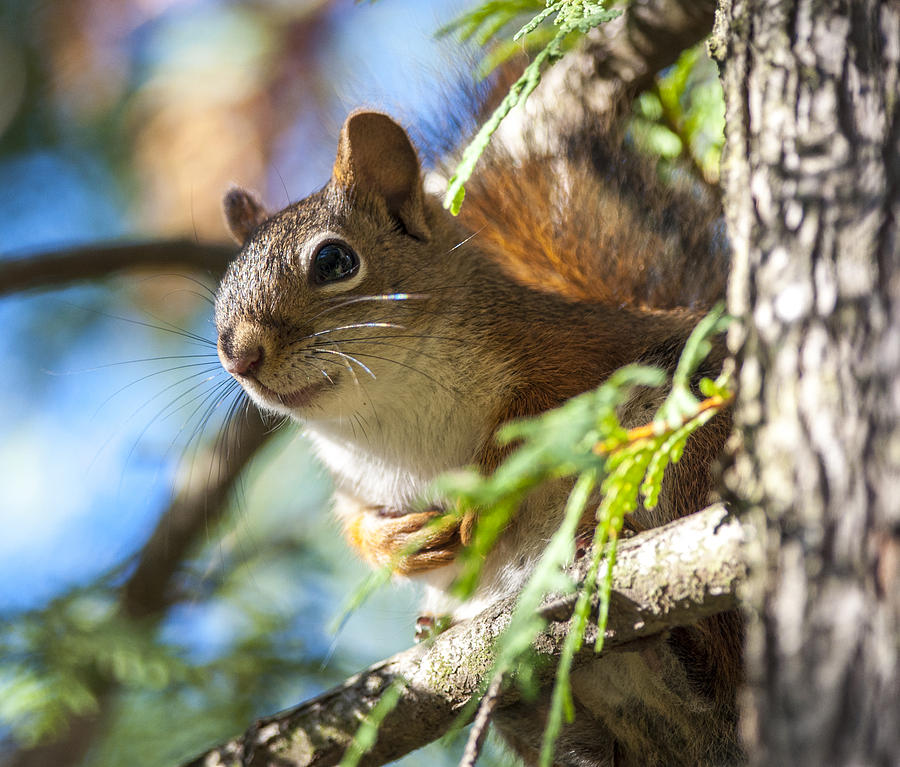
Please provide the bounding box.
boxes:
[305,426,433,508]
[302,377,494,509]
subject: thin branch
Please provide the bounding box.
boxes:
[122,408,272,620]
[499,0,717,147]
[185,503,748,767]
[459,668,505,767]
[0,240,235,297]
[583,0,717,102]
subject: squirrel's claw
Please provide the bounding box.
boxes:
[345,508,462,575]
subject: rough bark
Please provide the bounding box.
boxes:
[184,504,747,767]
[712,1,900,764]
[0,240,234,296]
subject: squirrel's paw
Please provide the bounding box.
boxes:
[345,508,461,575]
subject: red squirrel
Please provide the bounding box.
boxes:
[214,111,741,766]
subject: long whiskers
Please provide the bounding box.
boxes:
[301,321,406,339]
[128,370,232,453]
[307,332,467,346]
[309,348,376,379]
[307,337,453,366]
[300,356,338,386]
[179,378,244,458]
[443,225,485,255]
[311,293,429,321]
[92,361,224,418]
[317,348,455,393]
[47,353,219,376]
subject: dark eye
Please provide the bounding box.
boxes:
[313,242,359,284]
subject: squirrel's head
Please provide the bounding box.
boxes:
[214,111,473,420]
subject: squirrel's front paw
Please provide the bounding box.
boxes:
[345,508,461,575]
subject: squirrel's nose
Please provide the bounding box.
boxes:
[217,324,266,377]
[223,345,263,376]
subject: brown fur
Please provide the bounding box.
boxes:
[458,121,726,311]
[223,187,269,245]
[214,109,740,765]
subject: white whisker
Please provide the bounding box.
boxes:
[303,321,406,339]
[311,293,429,320]
[310,348,376,380]
[444,225,485,255]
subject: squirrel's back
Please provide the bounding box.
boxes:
[449,113,741,766]
[456,116,727,311]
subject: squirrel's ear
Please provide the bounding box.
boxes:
[333,111,430,240]
[223,187,269,245]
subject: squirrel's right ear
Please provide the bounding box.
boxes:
[223,187,269,245]
[333,111,430,240]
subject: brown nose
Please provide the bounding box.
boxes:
[217,324,266,377]
[222,345,263,376]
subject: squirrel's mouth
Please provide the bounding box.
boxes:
[250,378,332,410]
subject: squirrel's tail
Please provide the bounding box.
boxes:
[456,110,728,311]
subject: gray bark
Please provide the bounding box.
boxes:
[184,504,747,767]
[712,0,900,763]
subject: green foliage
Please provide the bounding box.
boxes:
[631,45,726,184]
[440,364,664,598]
[344,307,732,765]
[0,591,195,746]
[442,1,623,213]
[440,3,727,210]
[1,433,433,766]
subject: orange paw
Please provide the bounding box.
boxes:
[345,507,461,575]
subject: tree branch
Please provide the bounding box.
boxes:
[500,0,716,144]
[0,240,235,297]
[185,503,747,767]
[122,409,273,620]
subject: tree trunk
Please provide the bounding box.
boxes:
[712,1,900,764]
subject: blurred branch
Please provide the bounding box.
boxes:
[0,240,235,297]
[501,0,716,142]
[582,0,717,100]
[185,504,747,767]
[4,410,273,767]
[122,408,272,620]
[649,81,720,196]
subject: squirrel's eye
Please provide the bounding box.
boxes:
[313,243,360,284]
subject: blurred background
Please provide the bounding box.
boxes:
[0,1,503,764]
[0,1,723,765]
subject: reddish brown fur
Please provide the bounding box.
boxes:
[453,127,739,764]
[458,123,726,311]
[215,107,740,765]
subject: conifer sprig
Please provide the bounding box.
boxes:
[443,2,622,214]
[445,305,731,765]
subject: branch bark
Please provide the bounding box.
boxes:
[185,504,748,767]
[0,240,235,297]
